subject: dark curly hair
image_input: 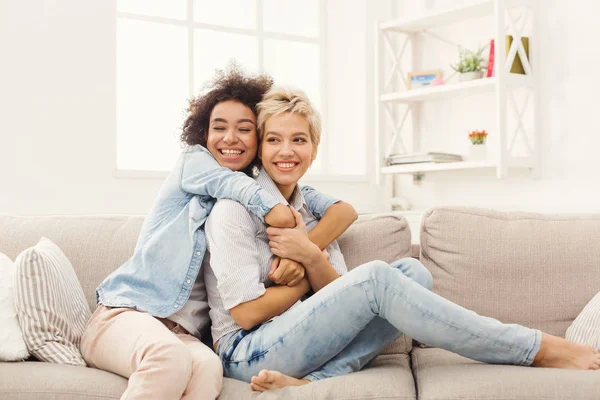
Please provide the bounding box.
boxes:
[181,63,273,174]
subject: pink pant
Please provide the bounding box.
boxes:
[81,305,222,400]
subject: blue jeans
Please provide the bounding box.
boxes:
[216,258,542,383]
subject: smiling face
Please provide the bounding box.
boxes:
[206,100,258,171]
[260,112,316,200]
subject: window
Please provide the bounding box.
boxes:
[116,0,326,175]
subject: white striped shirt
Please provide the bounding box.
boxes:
[204,169,347,343]
[166,256,210,339]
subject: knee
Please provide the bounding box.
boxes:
[393,258,433,290]
[199,352,223,393]
[150,341,194,384]
[408,259,433,290]
[193,350,223,380]
[357,260,392,279]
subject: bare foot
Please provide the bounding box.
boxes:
[532,333,600,370]
[250,369,310,392]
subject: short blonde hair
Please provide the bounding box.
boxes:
[257,86,321,148]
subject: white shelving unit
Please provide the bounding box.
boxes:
[374,0,540,190]
[381,157,534,175]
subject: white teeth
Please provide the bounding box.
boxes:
[221,149,242,155]
[277,162,295,168]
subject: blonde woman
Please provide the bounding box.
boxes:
[204,86,600,392]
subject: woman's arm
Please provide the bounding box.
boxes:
[307,201,357,250]
[206,200,303,331]
[264,205,295,228]
[300,248,338,293]
[230,279,310,330]
[268,208,342,292]
[180,145,294,228]
[302,186,358,250]
[264,187,356,287]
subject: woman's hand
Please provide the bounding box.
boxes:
[264,204,295,228]
[268,257,306,287]
[267,207,319,265]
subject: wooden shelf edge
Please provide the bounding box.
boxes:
[380,1,494,33]
[380,0,532,33]
[381,159,534,175]
[380,74,533,104]
[381,78,496,103]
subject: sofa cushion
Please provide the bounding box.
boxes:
[0,354,415,400]
[14,238,90,366]
[0,215,145,312]
[338,212,412,270]
[420,207,600,336]
[566,292,600,349]
[411,347,600,400]
[338,212,413,355]
[0,361,127,400]
[218,354,416,400]
[0,252,29,361]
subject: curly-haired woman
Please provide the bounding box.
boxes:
[80,65,358,400]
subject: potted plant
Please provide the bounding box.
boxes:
[468,129,488,160]
[451,46,486,82]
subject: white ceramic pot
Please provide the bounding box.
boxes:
[468,144,487,160]
[459,71,483,82]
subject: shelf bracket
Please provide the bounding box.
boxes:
[412,173,424,184]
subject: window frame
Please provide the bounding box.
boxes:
[115,0,349,180]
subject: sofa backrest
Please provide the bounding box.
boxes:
[0,215,145,311]
[420,207,600,337]
[0,212,413,312]
[338,212,412,270]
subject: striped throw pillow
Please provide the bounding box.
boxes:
[13,237,91,365]
[565,292,600,350]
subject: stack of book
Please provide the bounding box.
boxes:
[386,152,463,166]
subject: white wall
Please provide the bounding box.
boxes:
[1,1,160,215]
[393,0,600,214]
[0,0,390,215]
[2,1,597,217]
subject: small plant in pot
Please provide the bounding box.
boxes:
[451,46,486,82]
[469,129,488,145]
[468,129,488,160]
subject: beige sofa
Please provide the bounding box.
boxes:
[1,207,600,399]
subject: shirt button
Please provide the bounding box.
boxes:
[187,279,191,284]
[196,252,201,256]
[173,304,178,308]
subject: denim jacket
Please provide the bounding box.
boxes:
[96,145,338,317]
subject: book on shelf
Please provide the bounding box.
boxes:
[386,152,463,165]
[486,39,495,78]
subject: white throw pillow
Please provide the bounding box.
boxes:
[14,237,91,365]
[565,292,600,350]
[0,253,29,361]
